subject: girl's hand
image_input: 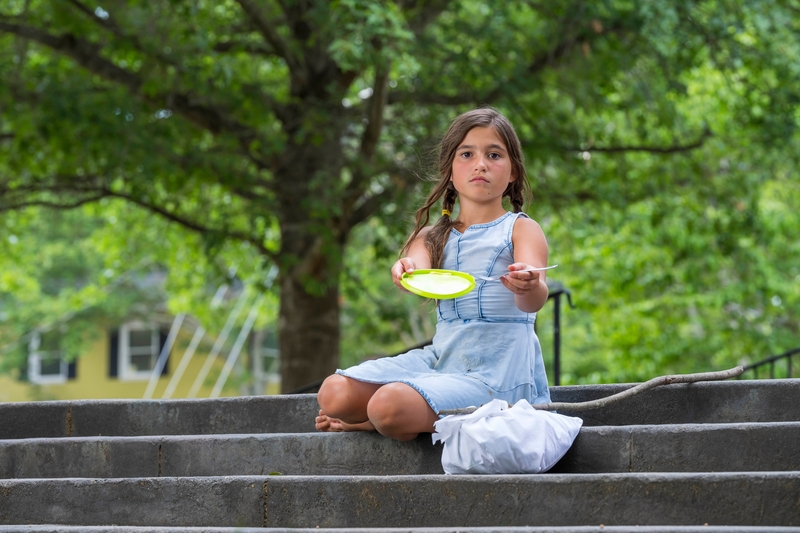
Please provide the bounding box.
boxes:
[499,262,544,296]
[392,258,418,292]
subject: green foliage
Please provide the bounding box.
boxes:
[541,141,800,384]
[328,0,415,71]
[1,0,799,388]
[0,203,278,378]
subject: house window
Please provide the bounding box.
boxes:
[118,322,162,381]
[28,331,72,385]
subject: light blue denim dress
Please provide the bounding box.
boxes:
[337,212,551,415]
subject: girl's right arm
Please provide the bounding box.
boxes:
[391,227,433,291]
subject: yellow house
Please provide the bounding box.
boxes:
[0,318,281,402]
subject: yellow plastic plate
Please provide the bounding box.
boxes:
[400,269,476,299]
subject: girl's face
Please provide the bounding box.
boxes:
[450,126,515,206]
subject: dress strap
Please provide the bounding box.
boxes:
[505,211,530,243]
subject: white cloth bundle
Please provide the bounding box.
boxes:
[432,398,583,474]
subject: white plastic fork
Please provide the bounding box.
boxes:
[476,265,558,281]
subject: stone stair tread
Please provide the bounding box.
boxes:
[555,420,800,473]
[2,527,800,532]
[3,379,799,439]
[1,526,800,532]
[2,421,799,478]
[0,395,319,439]
[1,473,798,528]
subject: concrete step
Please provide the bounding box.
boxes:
[2,422,799,479]
[2,379,799,439]
[1,473,798,528]
[1,527,799,533]
[0,524,800,533]
[552,378,800,426]
[552,420,800,474]
[0,432,438,478]
[0,395,319,439]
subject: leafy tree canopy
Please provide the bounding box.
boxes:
[1,0,798,390]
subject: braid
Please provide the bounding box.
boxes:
[425,185,458,268]
[444,183,458,209]
[400,179,452,260]
[505,178,529,213]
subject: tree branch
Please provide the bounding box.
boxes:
[388,15,633,106]
[322,62,396,231]
[0,180,105,198]
[144,200,273,263]
[0,20,283,159]
[360,67,390,161]
[400,0,451,37]
[340,66,392,212]
[0,195,108,212]
[235,0,302,73]
[0,20,143,91]
[60,0,290,129]
[565,127,712,154]
[0,180,277,260]
[63,0,179,68]
[346,188,394,229]
[537,365,745,412]
[213,40,274,56]
[346,165,419,229]
[438,366,744,415]
[102,188,275,259]
[104,189,217,233]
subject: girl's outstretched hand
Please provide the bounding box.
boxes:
[392,258,418,292]
[499,262,544,296]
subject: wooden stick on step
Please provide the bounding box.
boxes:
[438,365,744,416]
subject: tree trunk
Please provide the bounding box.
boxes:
[278,268,341,392]
[273,104,349,393]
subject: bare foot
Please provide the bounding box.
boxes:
[315,410,376,432]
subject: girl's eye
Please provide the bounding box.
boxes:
[488,152,500,159]
[459,151,472,158]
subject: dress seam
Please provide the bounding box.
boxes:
[454,233,462,319]
[438,317,535,324]
[449,212,513,236]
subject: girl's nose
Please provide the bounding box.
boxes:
[474,155,488,171]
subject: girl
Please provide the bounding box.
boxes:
[316,107,551,441]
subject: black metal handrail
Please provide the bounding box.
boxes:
[287,281,574,394]
[739,346,800,380]
[546,282,575,386]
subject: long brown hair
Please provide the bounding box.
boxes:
[401,107,532,268]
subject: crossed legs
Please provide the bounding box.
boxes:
[316,374,439,441]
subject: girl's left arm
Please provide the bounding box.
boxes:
[501,216,550,313]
